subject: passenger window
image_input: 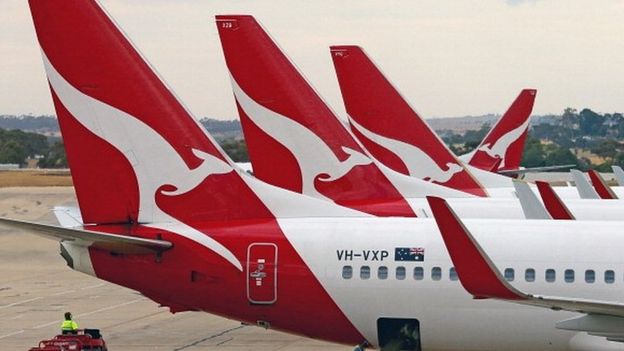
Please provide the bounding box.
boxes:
[378,266,388,280]
[564,269,574,283]
[605,270,615,284]
[431,267,442,281]
[525,268,535,282]
[361,266,371,280]
[396,266,406,280]
[545,269,556,283]
[504,268,514,282]
[585,270,595,283]
[449,267,458,281]
[413,267,424,280]
[342,266,353,279]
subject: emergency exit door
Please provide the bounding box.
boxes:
[246,243,278,304]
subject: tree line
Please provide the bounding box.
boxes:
[443,108,624,171]
[2,109,624,170]
[0,129,248,168]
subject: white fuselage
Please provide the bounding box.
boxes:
[467,166,624,200]
[281,217,624,350]
[407,197,624,220]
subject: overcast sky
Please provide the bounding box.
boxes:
[1,0,623,121]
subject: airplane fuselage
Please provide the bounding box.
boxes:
[66,218,624,350]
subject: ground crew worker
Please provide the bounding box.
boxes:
[61,312,78,334]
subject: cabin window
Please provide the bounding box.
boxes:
[545,269,556,283]
[361,266,371,280]
[431,267,442,281]
[396,266,406,280]
[449,267,458,281]
[605,270,615,284]
[378,266,388,280]
[413,267,424,280]
[525,268,535,282]
[564,269,574,283]
[504,268,515,282]
[585,270,595,283]
[342,266,353,279]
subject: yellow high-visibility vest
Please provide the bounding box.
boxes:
[61,320,78,331]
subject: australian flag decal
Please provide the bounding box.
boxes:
[394,247,425,261]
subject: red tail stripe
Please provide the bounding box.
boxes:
[469,89,536,172]
[216,16,416,217]
[330,45,487,197]
[588,170,618,200]
[535,181,575,220]
[427,196,524,300]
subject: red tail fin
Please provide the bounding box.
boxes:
[535,181,575,220]
[29,4,371,340]
[216,16,415,216]
[330,45,487,197]
[588,170,618,199]
[30,1,274,225]
[469,89,536,172]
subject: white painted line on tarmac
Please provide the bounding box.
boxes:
[81,283,105,290]
[32,297,147,329]
[0,329,25,339]
[32,320,61,329]
[0,289,76,310]
[77,298,147,318]
[0,286,99,311]
[0,296,43,309]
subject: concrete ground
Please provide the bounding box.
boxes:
[0,187,347,351]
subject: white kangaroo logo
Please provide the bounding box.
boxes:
[349,118,463,183]
[43,53,242,271]
[477,118,530,168]
[230,76,372,202]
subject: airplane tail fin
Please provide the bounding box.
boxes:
[29,0,275,225]
[469,89,536,172]
[512,181,551,219]
[329,45,487,197]
[535,181,575,220]
[612,165,624,186]
[570,170,600,199]
[588,170,618,199]
[216,16,417,216]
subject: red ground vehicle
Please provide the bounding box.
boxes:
[28,329,107,351]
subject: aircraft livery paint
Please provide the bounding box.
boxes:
[468,90,536,172]
[217,15,416,217]
[330,45,487,197]
[30,0,363,345]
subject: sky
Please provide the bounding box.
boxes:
[1,0,623,121]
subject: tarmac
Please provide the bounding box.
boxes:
[0,187,346,351]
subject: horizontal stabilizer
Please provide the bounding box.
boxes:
[0,217,172,255]
[54,206,84,228]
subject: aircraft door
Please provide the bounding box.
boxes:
[246,243,278,304]
[377,318,421,351]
